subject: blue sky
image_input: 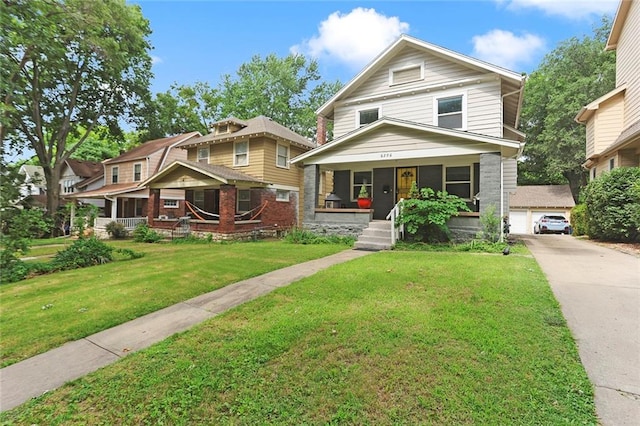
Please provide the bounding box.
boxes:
[134,0,619,95]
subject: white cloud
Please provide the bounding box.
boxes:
[472,29,545,71]
[151,55,163,65]
[291,8,409,69]
[498,0,618,19]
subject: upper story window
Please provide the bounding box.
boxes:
[435,94,466,130]
[276,143,289,168]
[197,146,210,164]
[111,166,119,184]
[445,165,471,199]
[234,141,248,166]
[389,64,424,86]
[217,124,229,134]
[63,179,75,194]
[356,107,380,127]
[133,163,142,182]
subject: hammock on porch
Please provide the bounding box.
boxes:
[184,200,269,221]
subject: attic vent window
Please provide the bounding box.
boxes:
[357,107,380,127]
[390,64,423,86]
[217,124,229,134]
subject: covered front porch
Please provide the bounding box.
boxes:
[142,160,297,239]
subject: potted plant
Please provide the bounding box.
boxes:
[357,184,372,209]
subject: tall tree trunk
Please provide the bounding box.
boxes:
[43,163,63,236]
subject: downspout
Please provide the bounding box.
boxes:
[500,157,504,242]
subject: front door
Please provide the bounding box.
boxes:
[396,167,417,201]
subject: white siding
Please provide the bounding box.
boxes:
[503,158,517,193]
[467,82,502,137]
[617,0,640,128]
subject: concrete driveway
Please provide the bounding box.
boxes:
[521,235,640,426]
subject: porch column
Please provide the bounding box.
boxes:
[303,164,319,224]
[148,189,160,227]
[479,153,501,216]
[219,184,236,233]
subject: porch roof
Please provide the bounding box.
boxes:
[140,160,269,188]
[291,117,523,165]
[68,183,143,199]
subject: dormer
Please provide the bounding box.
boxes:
[209,117,249,136]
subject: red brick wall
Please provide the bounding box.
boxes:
[257,189,298,229]
[317,115,327,145]
[219,185,236,232]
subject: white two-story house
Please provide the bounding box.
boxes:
[292,34,525,243]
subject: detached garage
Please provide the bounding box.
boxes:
[509,185,575,234]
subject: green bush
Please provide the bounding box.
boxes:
[283,228,355,245]
[0,254,30,284]
[396,183,470,243]
[477,204,501,243]
[583,167,640,242]
[570,204,588,236]
[105,221,127,239]
[51,237,114,271]
[133,223,163,243]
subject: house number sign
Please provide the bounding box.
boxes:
[380,152,393,158]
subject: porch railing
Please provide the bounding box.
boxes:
[95,217,148,230]
[386,198,404,245]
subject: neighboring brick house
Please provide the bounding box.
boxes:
[291,34,526,245]
[141,116,314,237]
[576,0,640,178]
[73,132,200,230]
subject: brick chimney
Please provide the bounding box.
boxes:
[316,115,327,146]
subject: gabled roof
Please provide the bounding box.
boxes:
[179,116,314,150]
[104,132,201,165]
[607,0,632,50]
[19,165,44,179]
[141,160,268,188]
[316,34,525,118]
[510,185,575,209]
[291,117,523,165]
[65,159,102,178]
[575,85,626,123]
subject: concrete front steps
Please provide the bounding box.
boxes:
[354,220,393,251]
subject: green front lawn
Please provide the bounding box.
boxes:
[0,240,347,367]
[1,251,596,424]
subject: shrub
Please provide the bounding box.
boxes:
[283,228,355,245]
[477,204,501,243]
[570,204,588,236]
[51,237,114,271]
[133,223,163,243]
[583,167,640,242]
[0,254,30,284]
[396,183,470,243]
[105,221,127,239]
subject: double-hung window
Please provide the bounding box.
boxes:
[356,107,380,127]
[197,147,210,164]
[237,189,251,212]
[133,163,142,182]
[445,166,471,199]
[436,94,465,129]
[234,141,248,166]
[111,166,119,184]
[276,144,289,168]
[352,171,373,200]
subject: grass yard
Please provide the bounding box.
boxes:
[0,251,596,424]
[0,240,347,367]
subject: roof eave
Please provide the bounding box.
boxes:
[606,0,632,50]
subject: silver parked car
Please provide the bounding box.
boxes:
[533,215,571,234]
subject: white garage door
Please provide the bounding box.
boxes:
[509,210,529,234]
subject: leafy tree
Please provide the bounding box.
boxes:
[69,126,128,162]
[1,0,153,226]
[519,18,616,199]
[0,155,27,210]
[140,82,219,140]
[582,167,640,242]
[218,54,342,140]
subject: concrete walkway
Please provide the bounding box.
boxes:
[521,235,640,426]
[0,249,371,412]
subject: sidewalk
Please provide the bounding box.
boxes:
[0,249,371,412]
